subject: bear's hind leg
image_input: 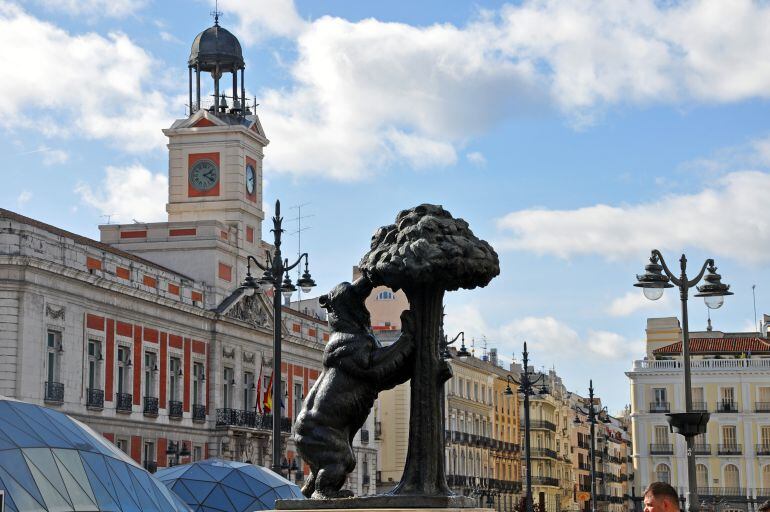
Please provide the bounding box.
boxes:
[301,471,317,498]
[312,463,353,499]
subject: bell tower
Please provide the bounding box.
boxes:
[163,13,268,243]
[100,14,271,306]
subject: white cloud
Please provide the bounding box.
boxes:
[16,190,32,205]
[607,291,673,317]
[496,170,770,264]
[0,3,173,152]
[41,148,69,166]
[466,152,487,167]
[75,165,167,223]
[445,304,639,361]
[225,0,770,178]
[31,0,147,19]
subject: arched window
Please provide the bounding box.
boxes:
[376,290,394,300]
[697,464,708,489]
[655,464,671,484]
[763,465,770,490]
[724,464,740,490]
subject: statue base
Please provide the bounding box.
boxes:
[276,495,481,509]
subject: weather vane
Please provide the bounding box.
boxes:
[210,0,222,26]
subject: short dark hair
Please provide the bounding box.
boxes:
[644,482,679,506]
[758,500,770,512]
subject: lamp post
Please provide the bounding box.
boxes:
[634,250,732,512]
[504,342,548,512]
[166,440,190,467]
[241,199,316,475]
[573,380,609,512]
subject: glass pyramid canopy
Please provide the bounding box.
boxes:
[0,397,191,512]
[155,459,304,512]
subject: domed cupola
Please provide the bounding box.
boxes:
[187,12,249,117]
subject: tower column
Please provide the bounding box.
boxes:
[188,66,193,114]
[196,65,201,111]
[232,68,237,112]
[241,68,245,114]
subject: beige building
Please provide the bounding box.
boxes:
[628,316,770,510]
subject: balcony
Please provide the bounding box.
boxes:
[115,392,132,412]
[649,443,673,455]
[649,402,670,413]
[578,440,591,450]
[579,462,591,471]
[698,487,746,497]
[692,401,708,412]
[143,396,159,416]
[362,474,370,485]
[192,404,206,422]
[215,409,292,432]
[143,461,157,474]
[360,430,369,444]
[693,444,711,455]
[716,401,739,413]
[531,476,559,487]
[530,447,557,459]
[44,381,64,404]
[717,444,742,455]
[757,402,770,413]
[86,388,104,410]
[169,400,183,419]
[530,420,557,432]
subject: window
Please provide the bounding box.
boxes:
[193,446,203,462]
[46,330,62,385]
[116,438,128,454]
[193,362,204,405]
[724,464,740,489]
[243,372,255,410]
[721,387,735,408]
[654,425,669,445]
[294,382,303,420]
[117,346,131,395]
[653,387,667,405]
[763,465,770,490]
[474,383,478,401]
[169,357,181,402]
[762,426,770,449]
[693,387,704,407]
[223,367,234,409]
[722,425,737,447]
[144,352,157,398]
[696,464,708,488]
[655,464,670,484]
[144,441,155,465]
[375,290,394,300]
[87,340,101,391]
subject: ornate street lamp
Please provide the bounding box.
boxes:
[241,199,316,475]
[442,331,465,359]
[573,380,609,512]
[504,342,548,512]
[634,250,732,512]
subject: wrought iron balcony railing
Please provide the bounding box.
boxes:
[169,400,183,419]
[531,476,559,487]
[86,388,104,409]
[649,401,670,413]
[717,444,742,455]
[143,461,157,473]
[716,401,739,413]
[215,409,292,431]
[693,443,711,455]
[143,396,159,416]
[530,447,558,459]
[116,392,132,412]
[649,443,673,455]
[44,381,64,403]
[192,403,206,422]
[757,402,770,413]
[530,420,557,432]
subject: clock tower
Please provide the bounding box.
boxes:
[164,16,268,242]
[100,16,271,305]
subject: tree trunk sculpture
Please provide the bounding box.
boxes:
[359,204,499,496]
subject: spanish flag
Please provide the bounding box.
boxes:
[263,373,273,413]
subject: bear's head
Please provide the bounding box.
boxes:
[319,277,373,334]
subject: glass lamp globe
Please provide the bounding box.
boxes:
[704,294,725,310]
[643,287,665,301]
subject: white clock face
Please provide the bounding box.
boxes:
[190,159,219,191]
[246,164,256,195]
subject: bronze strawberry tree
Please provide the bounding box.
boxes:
[359,204,499,499]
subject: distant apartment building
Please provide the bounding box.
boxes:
[628,316,770,510]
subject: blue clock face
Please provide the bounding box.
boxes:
[190,159,218,191]
[246,164,256,195]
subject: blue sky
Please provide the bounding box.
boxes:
[3,0,770,412]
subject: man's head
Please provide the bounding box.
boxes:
[758,500,770,512]
[643,482,680,512]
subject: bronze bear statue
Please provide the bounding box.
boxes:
[293,276,414,499]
